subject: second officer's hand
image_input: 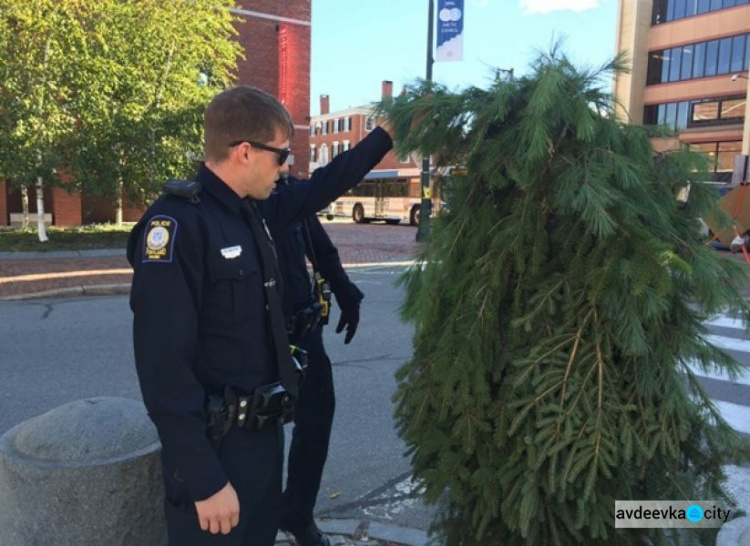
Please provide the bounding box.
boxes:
[195,482,240,535]
[335,301,360,344]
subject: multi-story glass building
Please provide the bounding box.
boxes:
[615,0,749,180]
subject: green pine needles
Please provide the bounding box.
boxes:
[381,50,750,545]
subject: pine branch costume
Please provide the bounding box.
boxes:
[381,51,750,545]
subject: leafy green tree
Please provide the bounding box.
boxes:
[0,0,240,237]
[0,0,86,239]
[66,0,240,223]
[381,50,750,545]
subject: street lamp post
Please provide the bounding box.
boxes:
[416,0,435,243]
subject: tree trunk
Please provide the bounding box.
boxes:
[20,187,30,229]
[116,178,123,226]
[36,175,48,243]
[35,36,51,243]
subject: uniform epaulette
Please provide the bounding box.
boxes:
[163,179,201,204]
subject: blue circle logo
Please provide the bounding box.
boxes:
[686,505,704,522]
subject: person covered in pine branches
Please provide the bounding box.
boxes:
[379,49,750,546]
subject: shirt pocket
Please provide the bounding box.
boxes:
[205,256,263,323]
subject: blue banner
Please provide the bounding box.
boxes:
[435,0,464,62]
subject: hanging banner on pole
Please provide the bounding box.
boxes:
[435,0,464,62]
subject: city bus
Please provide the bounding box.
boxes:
[331,169,425,225]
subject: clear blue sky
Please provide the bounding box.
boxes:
[310,0,619,114]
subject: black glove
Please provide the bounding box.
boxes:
[334,284,364,344]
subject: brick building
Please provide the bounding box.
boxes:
[309,81,424,225]
[309,80,419,175]
[615,0,750,180]
[0,0,311,226]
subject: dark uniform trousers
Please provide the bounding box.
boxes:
[162,426,284,545]
[281,326,335,528]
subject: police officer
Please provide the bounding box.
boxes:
[128,85,392,546]
[262,182,365,546]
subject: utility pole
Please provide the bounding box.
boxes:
[416,0,435,243]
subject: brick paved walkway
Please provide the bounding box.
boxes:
[0,222,420,299]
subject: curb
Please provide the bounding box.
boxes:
[0,249,125,260]
[311,519,428,546]
[717,516,750,546]
[0,263,418,302]
[0,283,130,301]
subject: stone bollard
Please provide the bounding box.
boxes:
[0,397,166,546]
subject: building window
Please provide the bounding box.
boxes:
[345,117,351,131]
[731,35,747,73]
[342,140,350,152]
[333,118,339,133]
[365,116,374,131]
[646,33,750,85]
[692,101,720,123]
[691,95,746,124]
[321,121,327,135]
[644,95,745,130]
[319,144,329,165]
[332,141,339,157]
[652,0,748,24]
[310,145,316,162]
[690,141,742,172]
[693,42,706,78]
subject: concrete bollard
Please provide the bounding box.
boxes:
[0,397,166,546]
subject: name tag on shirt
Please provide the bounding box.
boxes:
[221,245,242,259]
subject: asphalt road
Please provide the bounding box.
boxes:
[0,266,436,531]
[2,263,750,531]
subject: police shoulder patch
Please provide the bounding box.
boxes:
[143,215,178,262]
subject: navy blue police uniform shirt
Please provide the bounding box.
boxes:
[127,127,392,503]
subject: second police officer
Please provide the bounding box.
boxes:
[262,179,366,546]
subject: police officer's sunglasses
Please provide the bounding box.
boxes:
[229,140,291,166]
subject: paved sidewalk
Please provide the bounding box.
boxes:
[0,222,420,300]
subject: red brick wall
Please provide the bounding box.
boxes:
[6,183,83,226]
[0,181,8,226]
[50,186,82,226]
[311,112,418,172]
[3,2,312,226]
[83,194,144,224]
[232,1,311,178]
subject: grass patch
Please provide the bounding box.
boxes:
[0,224,134,252]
